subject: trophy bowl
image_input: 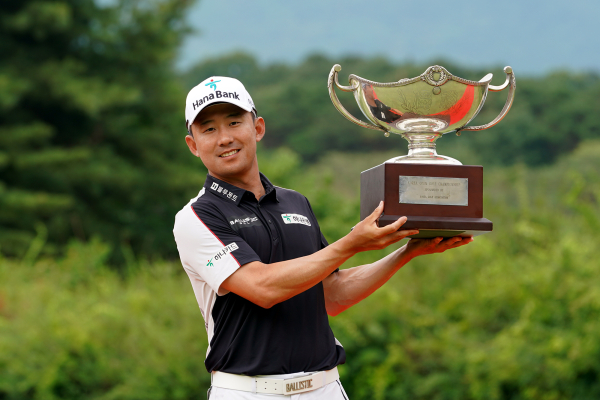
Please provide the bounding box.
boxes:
[328,64,516,165]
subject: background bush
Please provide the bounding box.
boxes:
[2,143,600,400]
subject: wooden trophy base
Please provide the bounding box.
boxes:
[360,163,492,238]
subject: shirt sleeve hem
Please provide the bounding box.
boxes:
[213,256,262,296]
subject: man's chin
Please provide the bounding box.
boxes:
[209,165,247,180]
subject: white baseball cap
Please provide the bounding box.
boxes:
[185,76,256,133]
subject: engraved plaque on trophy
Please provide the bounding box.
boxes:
[327,64,516,238]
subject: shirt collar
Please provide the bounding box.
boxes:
[203,173,278,206]
[259,172,278,202]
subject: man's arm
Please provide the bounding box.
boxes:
[221,202,418,309]
[322,236,473,316]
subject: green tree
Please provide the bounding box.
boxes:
[0,0,200,260]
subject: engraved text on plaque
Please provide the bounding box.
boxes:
[399,176,468,206]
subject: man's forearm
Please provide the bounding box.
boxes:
[221,235,358,309]
[323,235,473,315]
[323,244,413,316]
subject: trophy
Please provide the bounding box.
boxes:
[328,64,516,238]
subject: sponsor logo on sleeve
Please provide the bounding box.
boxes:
[206,242,239,267]
[281,213,311,227]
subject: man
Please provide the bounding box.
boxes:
[173,76,472,399]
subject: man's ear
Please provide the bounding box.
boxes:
[254,117,266,142]
[185,133,200,157]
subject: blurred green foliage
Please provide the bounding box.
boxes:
[2,142,600,400]
[0,239,210,400]
[0,0,200,260]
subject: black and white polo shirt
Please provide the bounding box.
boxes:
[173,173,345,375]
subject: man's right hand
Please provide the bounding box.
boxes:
[343,201,418,253]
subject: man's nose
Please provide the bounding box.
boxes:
[217,128,234,146]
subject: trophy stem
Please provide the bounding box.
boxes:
[408,139,438,158]
[386,132,462,165]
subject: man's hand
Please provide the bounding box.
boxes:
[344,201,419,252]
[404,235,473,260]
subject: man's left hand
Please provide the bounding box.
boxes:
[405,236,473,259]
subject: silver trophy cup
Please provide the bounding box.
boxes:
[328,64,516,164]
[328,64,517,237]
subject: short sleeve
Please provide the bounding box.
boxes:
[320,231,329,249]
[173,203,261,296]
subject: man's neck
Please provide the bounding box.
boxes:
[210,163,265,201]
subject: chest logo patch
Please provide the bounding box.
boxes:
[281,213,311,227]
[206,242,239,267]
[229,214,262,231]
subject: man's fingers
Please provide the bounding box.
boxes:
[366,201,384,223]
[400,229,419,237]
[422,237,443,250]
[444,236,463,245]
[450,236,473,247]
[386,215,407,231]
[378,215,410,236]
[448,236,472,245]
[436,236,473,250]
[385,229,419,244]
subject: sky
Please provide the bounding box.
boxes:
[179,0,600,76]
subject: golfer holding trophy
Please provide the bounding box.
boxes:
[175,63,514,399]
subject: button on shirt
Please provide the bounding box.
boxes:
[173,173,346,375]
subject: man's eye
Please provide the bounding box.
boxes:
[203,127,215,133]
[230,121,241,126]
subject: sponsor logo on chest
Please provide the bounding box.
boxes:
[281,213,311,226]
[206,242,238,267]
[229,214,262,231]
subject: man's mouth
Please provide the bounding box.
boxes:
[219,149,240,158]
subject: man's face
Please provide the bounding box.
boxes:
[185,103,265,182]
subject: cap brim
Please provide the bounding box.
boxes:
[186,100,253,132]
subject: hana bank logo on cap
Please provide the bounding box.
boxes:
[185,76,256,133]
[205,79,220,90]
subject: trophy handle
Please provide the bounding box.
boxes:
[456,66,516,135]
[328,64,388,135]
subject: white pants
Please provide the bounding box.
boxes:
[208,372,349,400]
